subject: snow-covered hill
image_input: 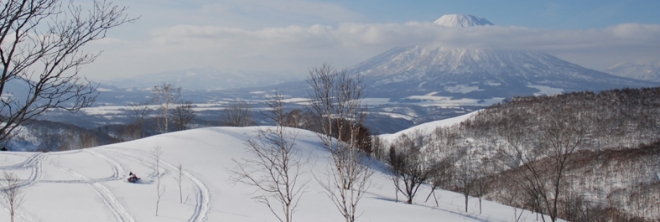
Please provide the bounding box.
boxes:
[375,88,660,221]
[0,127,554,222]
[606,61,660,82]
[379,111,477,143]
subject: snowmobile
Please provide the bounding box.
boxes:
[127,172,140,183]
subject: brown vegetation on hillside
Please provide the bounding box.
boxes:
[380,87,660,221]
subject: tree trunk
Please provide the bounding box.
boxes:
[465,194,469,212]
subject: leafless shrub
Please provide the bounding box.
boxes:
[1,171,24,222]
[221,99,255,127]
[173,101,196,131]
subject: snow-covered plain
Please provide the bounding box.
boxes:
[0,126,553,222]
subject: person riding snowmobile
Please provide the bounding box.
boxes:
[128,171,140,182]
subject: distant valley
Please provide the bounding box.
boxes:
[30,14,660,146]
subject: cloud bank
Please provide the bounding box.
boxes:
[87,20,660,80]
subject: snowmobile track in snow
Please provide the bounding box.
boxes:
[2,152,47,188]
[87,150,126,180]
[40,151,126,184]
[57,166,135,222]
[0,152,45,222]
[159,159,211,222]
[108,148,211,222]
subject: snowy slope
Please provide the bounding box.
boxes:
[349,14,655,99]
[353,45,655,99]
[379,111,477,142]
[0,127,555,222]
[606,61,660,82]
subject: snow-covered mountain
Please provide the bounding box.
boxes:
[212,14,656,133]
[349,14,654,99]
[105,67,300,91]
[353,45,654,99]
[433,14,494,27]
[606,61,660,82]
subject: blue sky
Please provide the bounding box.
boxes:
[84,0,660,81]
[332,0,660,28]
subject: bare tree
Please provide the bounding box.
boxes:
[454,154,478,213]
[125,102,152,139]
[424,160,454,207]
[499,104,592,222]
[173,101,195,131]
[231,90,307,222]
[173,163,184,204]
[79,132,99,149]
[151,146,165,216]
[472,173,490,214]
[307,63,372,222]
[497,176,526,222]
[0,0,135,143]
[282,109,311,128]
[151,83,182,133]
[221,99,255,127]
[424,127,458,207]
[387,132,434,204]
[370,134,386,161]
[1,171,24,222]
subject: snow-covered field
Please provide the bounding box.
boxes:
[0,126,553,222]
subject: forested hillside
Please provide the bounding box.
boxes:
[8,120,121,151]
[380,87,660,221]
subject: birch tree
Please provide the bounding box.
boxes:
[307,63,372,222]
[1,171,23,222]
[232,90,307,222]
[151,83,181,133]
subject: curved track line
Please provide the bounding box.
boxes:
[17,153,45,188]
[0,152,43,170]
[57,167,135,222]
[87,150,125,180]
[159,160,211,222]
[0,152,45,222]
[107,148,211,222]
[40,150,125,184]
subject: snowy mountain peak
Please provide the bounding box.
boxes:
[351,45,653,99]
[433,14,494,27]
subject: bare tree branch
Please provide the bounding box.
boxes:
[221,98,255,127]
[173,100,195,131]
[0,0,136,143]
[151,82,181,133]
[1,171,24,222]
[306,63,372,222]
[231,90,307,222]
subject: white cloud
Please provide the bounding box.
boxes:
[201,0,363,25]
[148,21,660,50]
[85,20,660,81]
